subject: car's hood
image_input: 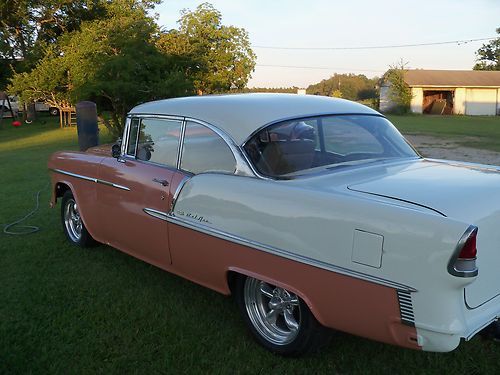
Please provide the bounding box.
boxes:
[347,159,500,222]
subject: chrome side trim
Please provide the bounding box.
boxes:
[165,213,417,293]
[51,169,130,191]
[97,180,130,191]
[397,290,415,327]
[52,168,97,183]
[170,175,191,214]
[143,208,169,221]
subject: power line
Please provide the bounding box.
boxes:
[256,64,386,72]
[252,37,496,51]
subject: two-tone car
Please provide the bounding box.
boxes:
[48,94,500,355]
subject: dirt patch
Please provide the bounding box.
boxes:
[405,134,500,166]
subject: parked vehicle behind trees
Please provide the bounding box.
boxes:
[7,96,59,116]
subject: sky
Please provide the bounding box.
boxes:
[154,0,500,88]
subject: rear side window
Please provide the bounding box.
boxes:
[180,121,236,174]
[136,118,182,167]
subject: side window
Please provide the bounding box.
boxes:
[136,118,182,167]
[126,118,140,156]
[180,121,236,174]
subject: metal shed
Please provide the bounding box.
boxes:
[380,70,500,115]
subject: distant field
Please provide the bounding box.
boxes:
[1,115,499,373]
[388,114,500,152]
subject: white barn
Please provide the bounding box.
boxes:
[380,70,500,115]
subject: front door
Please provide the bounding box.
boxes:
[97,117,183,269]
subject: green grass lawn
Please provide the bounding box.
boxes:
[388,114,500,152]
[1,115,499,374]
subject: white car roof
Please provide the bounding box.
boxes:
[129,93,380,145]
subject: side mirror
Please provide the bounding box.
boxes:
[111,143,121,158]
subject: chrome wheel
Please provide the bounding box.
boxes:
[64,198,82,242]
[244,277,301,345]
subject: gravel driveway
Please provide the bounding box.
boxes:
[405,135,500,166]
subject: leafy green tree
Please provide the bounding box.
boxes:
[306,73,378,101]
[0,0,159,90]
[9,0,193,136]
[473,28,500,71]
[384,60,412,114]
[330,89,343,98]
[157,3,256,94]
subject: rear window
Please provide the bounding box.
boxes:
[244,115,417,178]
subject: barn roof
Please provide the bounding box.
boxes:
[404,70,500,87]
[129,93,378,145]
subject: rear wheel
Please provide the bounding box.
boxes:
[61,190,95,247]
[235,275,328,356]
[49,107,59,116]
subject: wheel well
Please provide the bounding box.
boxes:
[225,269,323,326]
[55,182,71,200]
[226,271,240,296]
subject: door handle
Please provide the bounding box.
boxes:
[153,178,169,187]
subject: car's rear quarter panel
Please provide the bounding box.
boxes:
[168,222,420,349]
[171,173,473,351]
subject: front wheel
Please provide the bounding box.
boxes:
[235,275,328,356]
[49,107,59,116]
[61,190,95,247]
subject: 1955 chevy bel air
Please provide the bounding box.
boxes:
[48,93,500,355]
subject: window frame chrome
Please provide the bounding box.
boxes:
[125,114,255,177]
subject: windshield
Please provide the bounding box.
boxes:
[244,115,418,178]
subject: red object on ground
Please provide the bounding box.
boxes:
[12,120,21,127]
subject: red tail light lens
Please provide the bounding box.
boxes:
[458,228,477,259]
[448,226,478,277]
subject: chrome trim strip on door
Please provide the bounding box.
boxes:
[164,212,417,293]
[143,208,169,221]
[97,180,130,191]
[51,169,130,191]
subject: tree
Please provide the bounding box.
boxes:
[306,73,378,101]
[9,0,194,136]
[330,89,342,98]
[384,60,412,114]
[474,28,500,71]
[0,0,159,89]
[157,3,256,94]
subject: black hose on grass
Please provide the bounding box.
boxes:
[2,183,48,235]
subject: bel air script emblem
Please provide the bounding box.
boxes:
[176,210,211,224]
